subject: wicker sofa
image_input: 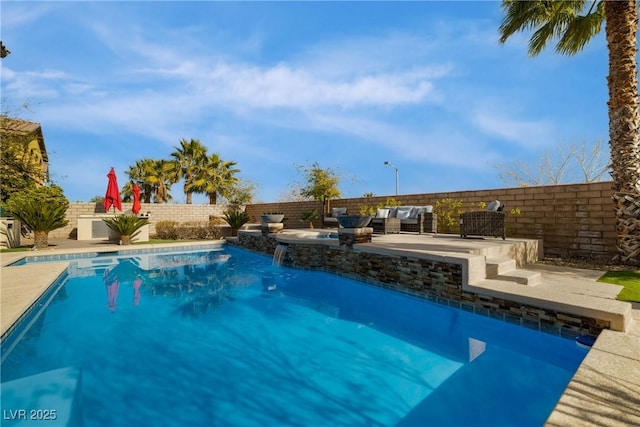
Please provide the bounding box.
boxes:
[459,201,506,240]
[374,206,437,234]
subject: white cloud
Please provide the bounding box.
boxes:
[472,111,555,148]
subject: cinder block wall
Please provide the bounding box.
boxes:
[54,182,617,260]
[246,182,617,261]
[51,203,228,238]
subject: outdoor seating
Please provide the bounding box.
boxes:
[370,217,401,234]
[375,206,437,234]
[460,200,506,240]
[323,207,347,228]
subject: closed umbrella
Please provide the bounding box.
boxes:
[132,183,141,214]
[103,167,122,212]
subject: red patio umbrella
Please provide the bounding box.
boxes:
[132,183,141,214]
[103,167,122,212]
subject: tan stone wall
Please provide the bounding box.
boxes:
[52,203,228,239]
[246,182,617,261]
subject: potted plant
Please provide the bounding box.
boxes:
[300,209,318,229]
[224,208,250,236]
[103,214,149,245]
[261,212,285,223]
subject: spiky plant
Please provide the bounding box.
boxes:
[300,209,318,228]
[223,209,250,236]
[5,184,69,249]
[103,215,148,245]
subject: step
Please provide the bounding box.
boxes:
[486,257,516,277]
[495,268,542,286]
[1,366,82,426]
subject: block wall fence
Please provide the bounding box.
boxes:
[246,181,619,262]
[54,181,618,261]
[50,203,228,239]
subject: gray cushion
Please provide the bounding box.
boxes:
[487,200,500,212]
[396,207,412,220]
[331,207,347,217]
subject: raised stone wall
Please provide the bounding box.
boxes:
[246,182,617,261]
[230,233,610,337]
[51,203,228,239]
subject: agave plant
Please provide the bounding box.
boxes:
[103,214,148,245]
[300,209,318,229]
[223,209,250,236]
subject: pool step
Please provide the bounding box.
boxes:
[485,257,541,286]
[1,366,82,426]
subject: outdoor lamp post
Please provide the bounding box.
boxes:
[384,161,399,195]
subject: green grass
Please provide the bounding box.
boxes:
[0,246,32,253]
[598,270,640,303]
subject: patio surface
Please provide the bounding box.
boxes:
[1,234,638,426]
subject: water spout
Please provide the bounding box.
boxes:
[273,244,288,266]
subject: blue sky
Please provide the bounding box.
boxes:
[1,1,610,203]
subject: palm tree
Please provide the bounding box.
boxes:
[170,138,207,204]
[144,159,176,203]
[188,153,240,204]
[125,158,156,203]
[499,0,640,265]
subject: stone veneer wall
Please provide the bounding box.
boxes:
[231,233,610,337]
[51,203,229,239]
[246,181,617,261]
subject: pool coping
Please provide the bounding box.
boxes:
[1,238,638,426]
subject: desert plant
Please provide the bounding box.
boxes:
[223,208,250,236]
[155,220,179,240]
[434,198,464,234]
[359,205,376,215]
[5,184,69,249]
[103,214,149,245]
[300,209,318,228]
[175,221,222,240]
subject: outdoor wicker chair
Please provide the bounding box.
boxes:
[370,217,401,234]
[400,212,437,234]
[460,206,506,240]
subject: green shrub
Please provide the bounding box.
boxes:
[175,221,222,240]
[155,221,179,240]
[434,198,464,234]
[154,221,222,240]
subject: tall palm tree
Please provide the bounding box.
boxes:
[125,158,157,203]
[499,0,640,265]
[145,159,176,203]
[188,153,240,204]
[170,138,207,204]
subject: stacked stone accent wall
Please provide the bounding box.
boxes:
[52,203,228,239]
[246,182,617,261]
[231,233,610,337]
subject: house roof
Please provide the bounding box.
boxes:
[0,117,48,163]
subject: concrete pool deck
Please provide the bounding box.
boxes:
[1,235,638,426]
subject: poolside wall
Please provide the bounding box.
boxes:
[245,181,618,261]
[231,233,609,338]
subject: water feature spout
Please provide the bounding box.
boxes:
[273,244,288,266]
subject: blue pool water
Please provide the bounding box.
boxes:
[1,246,587,426]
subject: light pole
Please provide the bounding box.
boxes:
[384,161,399,195]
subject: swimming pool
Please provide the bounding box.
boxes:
[1,246,587,426]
